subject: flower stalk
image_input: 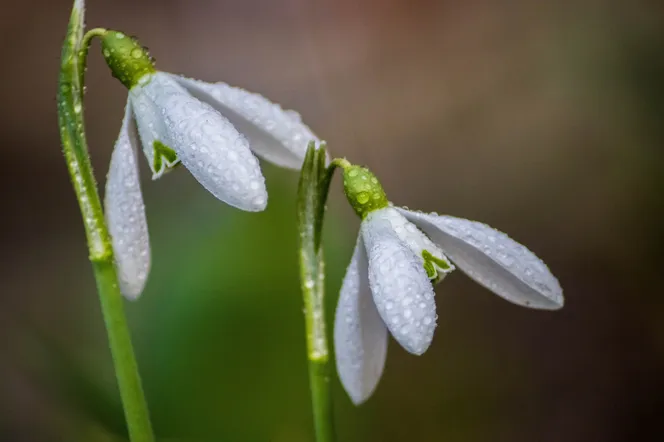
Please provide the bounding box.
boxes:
[57,2,154,441]
[297,143,343,442]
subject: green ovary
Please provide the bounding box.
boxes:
[342,165,388,219]
[100,30,156,89]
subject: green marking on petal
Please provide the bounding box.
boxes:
[422,249,451,283]
[423,249,451,270]
[152,140,179,177]
[342,165,388,219]
[423,260,437,279]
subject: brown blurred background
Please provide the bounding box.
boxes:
[1,0,664,441]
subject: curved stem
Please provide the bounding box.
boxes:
[57,3,154,442]
[328,157,351,171]
[297,144,340,442]
[78,27,107,93]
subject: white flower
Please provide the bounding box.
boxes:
[101,31,320,299]
[334,166,563,405]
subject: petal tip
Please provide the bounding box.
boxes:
[231,186,268,212]
[539,290,565,310]
[116,263,150,301]
[396,329,434,356]
[116,262,150,301]
[348,391,370,406]
[121,285,144,301]
[247,193,268,212]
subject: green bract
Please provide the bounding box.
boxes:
[100,30,155,89]
[342,165,388,219]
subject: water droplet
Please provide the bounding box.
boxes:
[357,192,369,204]
[130,48,143,59]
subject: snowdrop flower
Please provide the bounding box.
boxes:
[333,162,564,404]
[100,30,320,299]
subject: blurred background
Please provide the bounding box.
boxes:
[1,0,664,440]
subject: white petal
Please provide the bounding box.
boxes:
[133,72,267,211]
[397,208,564,309]
[129,88,179,179]
[362,209,438,355]
[380,207,455,282]
[334,236,388,405]
[104,101,150,300]
[171,75,322,169]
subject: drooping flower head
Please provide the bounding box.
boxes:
[99,30,321,299]
[333,162,563,404]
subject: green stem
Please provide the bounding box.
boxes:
[328,157,351,171]
[57,4,154,442]
[92,260,153,442]
[78,27,107,93]
[297,145,341,442]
